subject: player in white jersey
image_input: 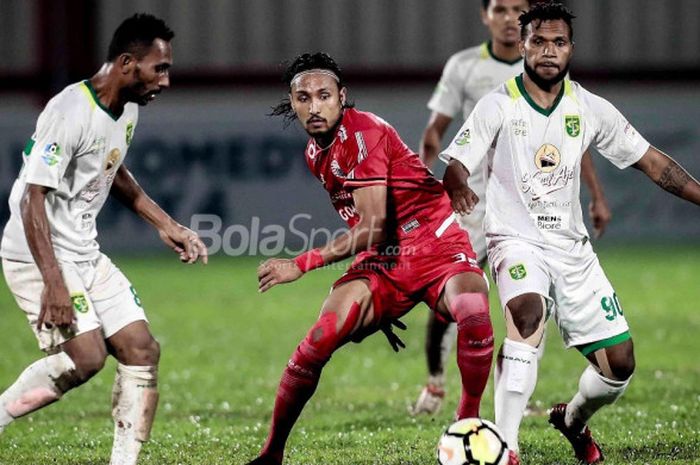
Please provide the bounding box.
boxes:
[413,0,611,417]
[0,14,207,465]
[441,3,700,464]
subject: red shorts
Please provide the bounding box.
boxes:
[333,220,483,327]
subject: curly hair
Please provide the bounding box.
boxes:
[519,2,575,40]
[270,52,353,125]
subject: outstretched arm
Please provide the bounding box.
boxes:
[580,150,612,238]
[257,185,387,292]
[111,165,208,264]
[419,112,453,168]
[633,146,700,205]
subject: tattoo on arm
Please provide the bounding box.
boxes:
[657,162,691,196]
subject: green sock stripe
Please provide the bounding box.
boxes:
[579,331,631,356]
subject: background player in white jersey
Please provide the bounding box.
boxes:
[413,0,611,416]
[440,3,700,464]
[0,14,207,465]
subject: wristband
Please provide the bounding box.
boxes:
[293,249,325,273]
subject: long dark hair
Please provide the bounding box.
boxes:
[270,52,353,126]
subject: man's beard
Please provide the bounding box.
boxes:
[524,60,570,92]
[310,110,344,148]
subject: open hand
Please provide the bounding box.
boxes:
[257,258,303,293]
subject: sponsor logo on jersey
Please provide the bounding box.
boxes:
[511,119,528,136]
[71,293,90,313]
[338,125,348,142]
[42,142,61,166]
[565,115,580,137]
[126,121,134,145]
[401,218,420,234]
[455,128,471,146]
[105,148,121,172]
[534,143,561,173]
[508,264,527,280]
[453,252,468,263]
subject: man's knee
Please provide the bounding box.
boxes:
[69,349,107,383]
[295,303,363,367]
[449,293,493,347]
[506,293,544,340]
[124,337,160,366]
[606,341,635,380]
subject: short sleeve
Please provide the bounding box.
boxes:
[590,95,650,169]
[427,54,469,118]
[22,108,80,189]
[439,94,503,175]
[344,130,389,189]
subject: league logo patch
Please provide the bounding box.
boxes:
[71,293,90,314]
[565,115,580,137]
[42,142,61,166]
[534,143,561,173]
[125,121,134,145]
[455,128,471,146]
[508,264,527,281]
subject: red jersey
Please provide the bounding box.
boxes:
[304,108,458,248]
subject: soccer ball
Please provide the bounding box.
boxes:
[437,417,508,465]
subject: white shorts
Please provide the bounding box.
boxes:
[2,254,147,353]
[488,238,629,349]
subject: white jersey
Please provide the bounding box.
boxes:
[440,75,650,248]
[428,42,523,254]
[1,80,138,262]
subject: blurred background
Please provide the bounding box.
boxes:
[1,0,699,253]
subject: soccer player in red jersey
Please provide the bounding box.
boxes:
[246,52,512,465]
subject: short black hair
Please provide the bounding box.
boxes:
[107,13,174,62]
[519,2,575,40]
[271,52,352,125]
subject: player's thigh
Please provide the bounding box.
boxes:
[322,277,374,337]
[2,258,102,353]
[553,247,629,350]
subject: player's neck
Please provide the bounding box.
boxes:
[489,40,521,63]
[521,71,563,110]
[89,64,126,118]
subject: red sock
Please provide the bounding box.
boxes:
[260,345,324,461]
[451,293,494,419]
[260,304,361,461]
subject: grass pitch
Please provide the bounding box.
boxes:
[0,245,698,464]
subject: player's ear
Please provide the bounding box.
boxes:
[118,53,137,75]
[339,87,347,106]
[518,38,525,57]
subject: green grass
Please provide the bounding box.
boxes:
[0,245,699,464]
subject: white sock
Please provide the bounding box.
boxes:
[438,322,458,377]
[565,365,630,431]
[0,352,76,427]
[110,364,159,465]
[494,338,539,452]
